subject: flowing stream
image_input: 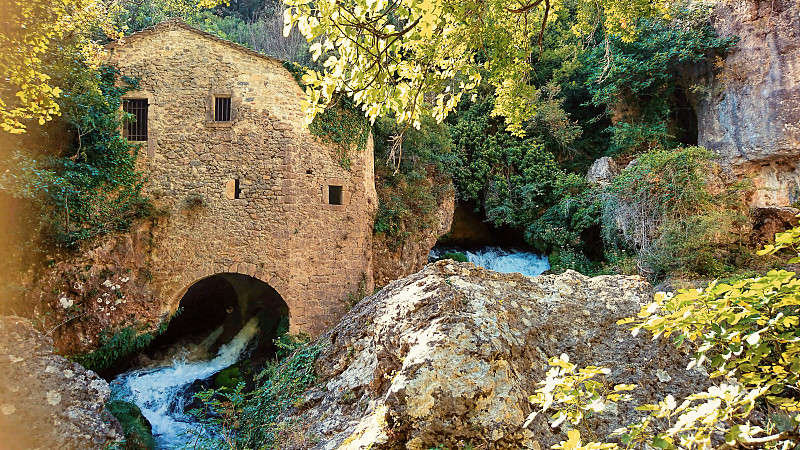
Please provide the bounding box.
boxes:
[111,318,260,449]
[430,246,550,277]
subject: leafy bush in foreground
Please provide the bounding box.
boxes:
[529,226,800,449]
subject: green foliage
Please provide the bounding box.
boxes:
[0,64,152,248]
[189,341,323,449]
[587,4,736,155]
[527,190,602,254]
[374,169,450,243]
[532,230,800,449]
[106,400,156,450]
[109,0,228,33]
[450,98,586,247]
[601,147,749,280]
[526,355,635,445]
[74,311,175,372]
[0,0,123,133]
[282,0,669,134]
[373,113,456,175]
[372,112,454,243]
[308,98,371,170]
[283,61,370,170]
[214,366,244,392]
[548,247,597,275]
[438,252,469,263]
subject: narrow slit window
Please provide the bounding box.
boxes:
[215,97,232,122]
[123,99,148,141]
[234,178,241,199]
[328,185,343,205]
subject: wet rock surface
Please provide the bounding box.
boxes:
[0,316,122,449]
[287,262,709,449]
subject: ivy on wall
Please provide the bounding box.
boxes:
[283,61,370,170]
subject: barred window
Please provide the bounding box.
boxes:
[215,96,232,122]
[123,99,148,141]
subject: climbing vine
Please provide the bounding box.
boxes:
[283,62,370,170]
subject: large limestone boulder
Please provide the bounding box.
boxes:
[0,316,122,449]
[697,0,800,207]
[288,262,708,449]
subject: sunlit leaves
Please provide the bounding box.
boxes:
[282,0,670,133]
[0,0,124,133]
[527,354,635,434]
[535,228,800,449]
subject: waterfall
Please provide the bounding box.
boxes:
[430,246,550,278]
[111,318,260,449]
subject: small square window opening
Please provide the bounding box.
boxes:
[328,185,343,205]
[123,99,148,141]
[215,97,232,122]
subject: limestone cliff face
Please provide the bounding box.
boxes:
[697,0,800,207]
[285,262,708,449]
[0,316,122,449]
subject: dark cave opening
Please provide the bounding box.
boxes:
[671,87,699,147]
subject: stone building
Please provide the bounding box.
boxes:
[105,19,377,337]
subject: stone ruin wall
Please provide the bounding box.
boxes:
[107,21,377,335]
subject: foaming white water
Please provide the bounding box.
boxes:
[431,246,550,277]
[112,318,260,449]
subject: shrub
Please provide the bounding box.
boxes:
[438,252,469,263]
[0,64,150,248]
[189,340,323,449]
[601,147,749,280]
[73,310,177,373]
[586,4,736,155]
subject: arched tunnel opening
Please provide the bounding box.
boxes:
[105,274,292,440]
[147,273,290,362]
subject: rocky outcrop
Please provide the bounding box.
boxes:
[697,0,800,207]
[0,316,122,449]
[26,221,165,357]
[750,206,800,245]
[586,156,620,185]
[372,177,455,288]
[287,262,708,449]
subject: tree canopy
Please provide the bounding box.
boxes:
[0,0,227,134]
[282,0,672,134]
[0,0,120,133]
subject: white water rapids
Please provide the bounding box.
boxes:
[430,246,550,277]
[111,318,260,449]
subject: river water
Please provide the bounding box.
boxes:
[111,318,260,448]
[429,246,550,277]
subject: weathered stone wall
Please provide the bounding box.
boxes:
[696,0,800,207]
[105,20,377,335]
